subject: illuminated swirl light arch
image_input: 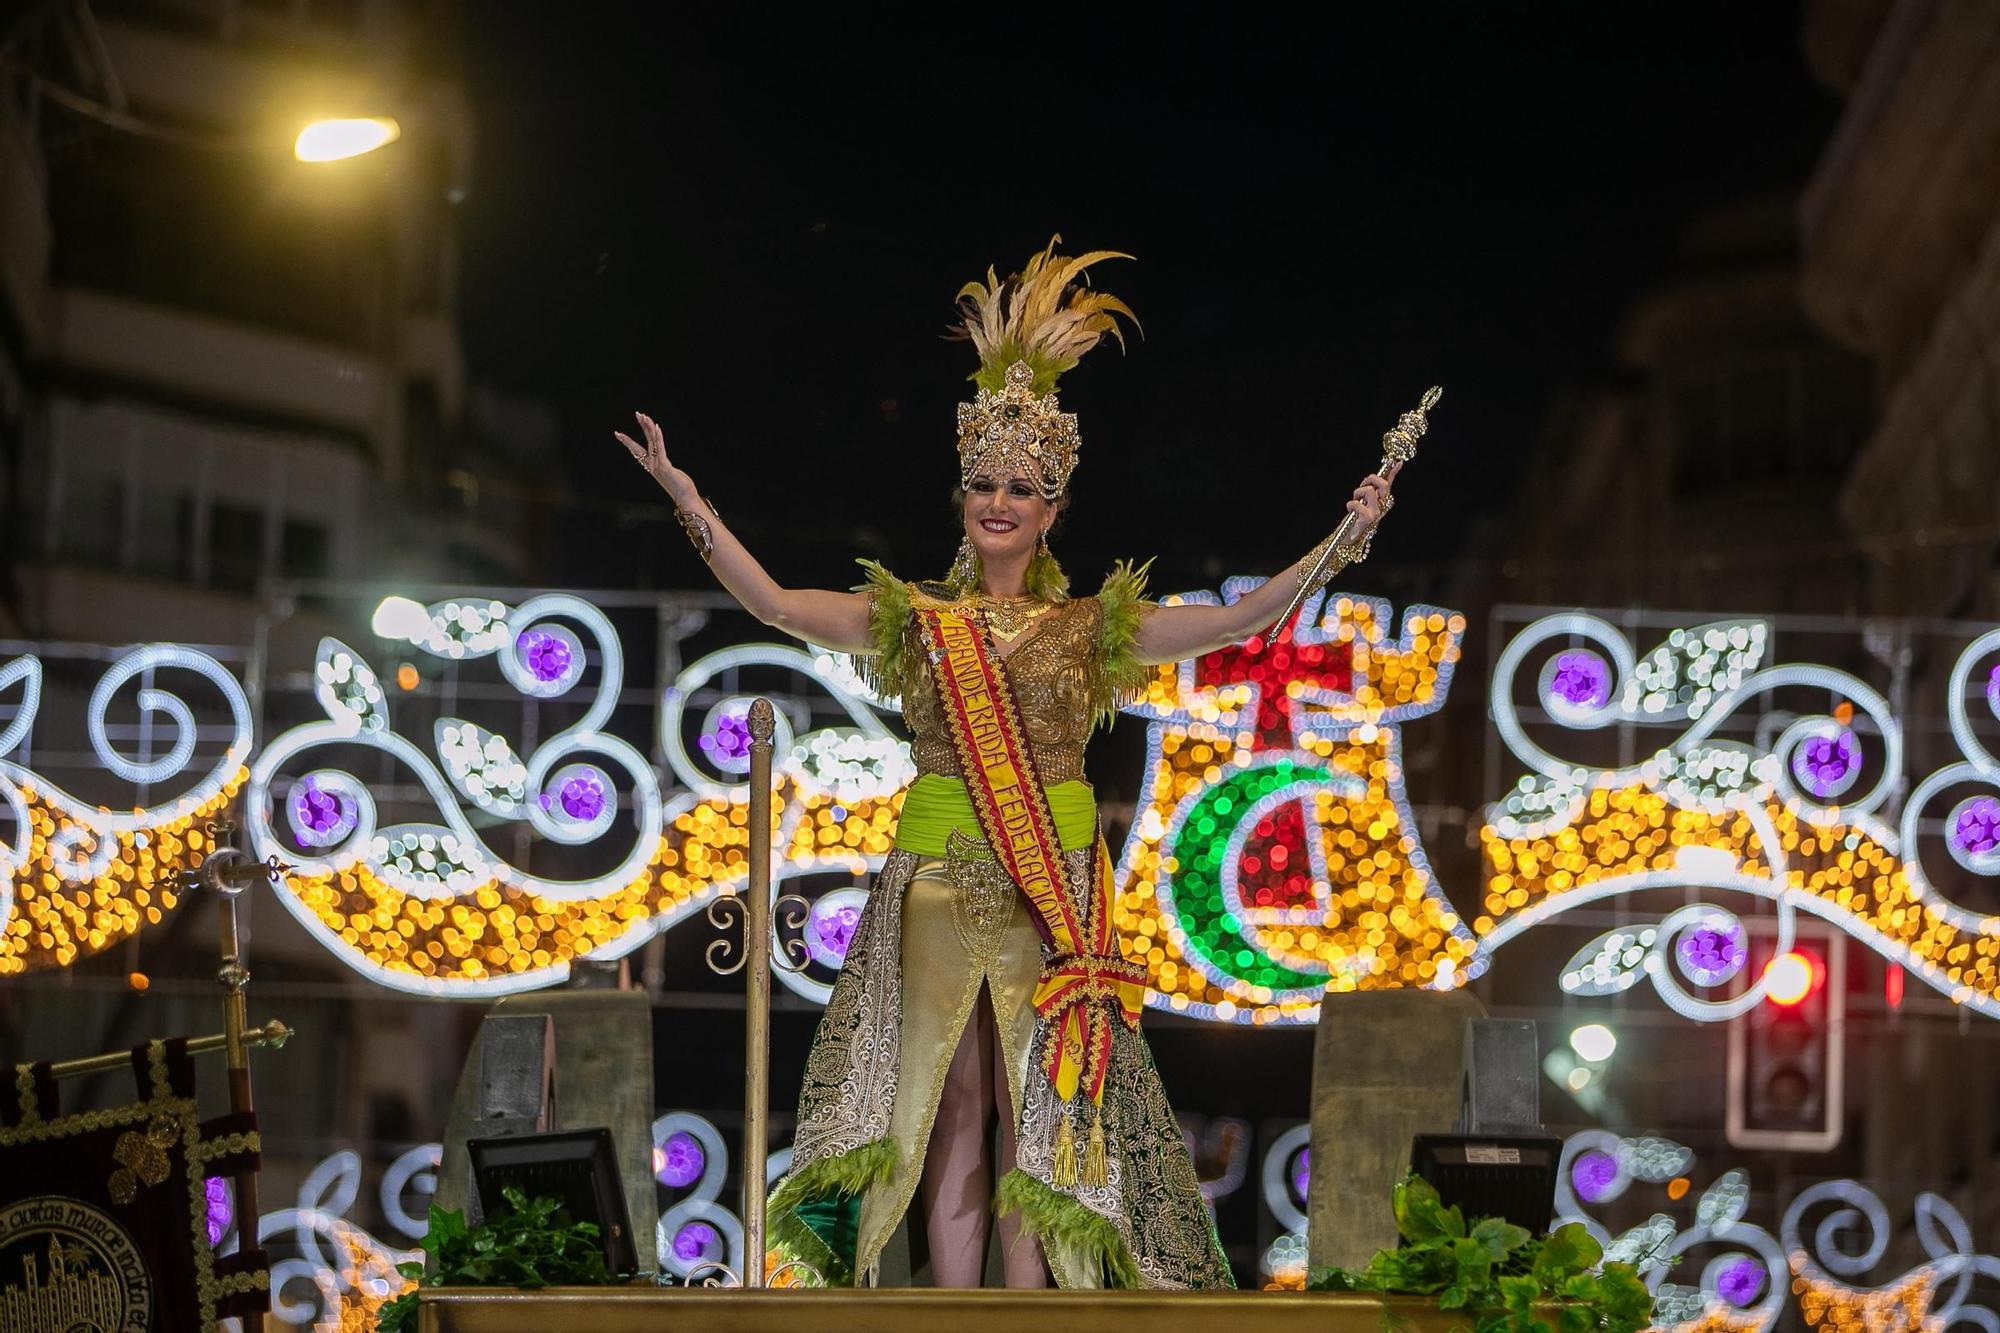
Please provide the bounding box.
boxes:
[1549,1130,2000,1332]
[247,595,912,996]
[1480,614,2000,1019]
[0,646,252,974]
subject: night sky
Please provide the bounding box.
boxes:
[457,5,1840,596]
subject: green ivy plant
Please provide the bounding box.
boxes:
[377,1188,614,1333]
[1310,1175,1657,1333]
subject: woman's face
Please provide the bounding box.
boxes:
[962,467,1051,567]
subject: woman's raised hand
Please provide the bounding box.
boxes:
[614,411,695,506]
[1344,464,1398,536]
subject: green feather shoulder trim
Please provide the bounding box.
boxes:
[994,1169,1141,1289]
[1089,557,1157,731]
[848,559,913,701]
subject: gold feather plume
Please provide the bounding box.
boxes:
[951,236,1139,396]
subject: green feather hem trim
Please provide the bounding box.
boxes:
[993,1169,1142,1289]
[766,1137,899,1286]
[849,559,913,701]
[767,1205,846,1285]
[1090,557,1156,731]
[768,1136,900,1216]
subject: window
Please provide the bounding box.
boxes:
[208,501,265,592]
[280,518,330,580]
[56,475,124,568]
[132,491,196,581]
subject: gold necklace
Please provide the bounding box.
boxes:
[974,592,1054,644]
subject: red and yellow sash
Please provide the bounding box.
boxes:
[915,606,1146,1180]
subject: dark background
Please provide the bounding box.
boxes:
[456,5,1840,596]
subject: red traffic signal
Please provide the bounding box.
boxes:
[1727,929,1845,1152]
[1762,948,1822,1007]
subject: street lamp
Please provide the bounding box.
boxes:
[294,117,402,163]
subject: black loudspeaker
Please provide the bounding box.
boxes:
[1409,1132,1561,1235]
[468,1127,638,1276]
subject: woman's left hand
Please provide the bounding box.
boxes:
[1345,466,1398,536]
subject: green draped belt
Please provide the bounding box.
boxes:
[893,773,1097,856]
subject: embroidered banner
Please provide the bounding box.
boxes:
[0,1041,268,1332]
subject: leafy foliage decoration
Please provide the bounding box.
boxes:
[377,1189,615,1332]
[1310,1175,1657,1333]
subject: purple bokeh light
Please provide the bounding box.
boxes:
[1571,1149,1619,1204]
[1717,1257,1765,1306]
[812,903,861,963]
[1987,663,2000,716]
[1953,796,2000,856]
[517,629,575,684]
[1677,921,1747,988]
[1546,651,1611,711]
[294,780,345,836]
[699,711,754,767]
[557,772,606,823]
[672,1220,722,1263]
[204,1176,232,1247]
[1793,728,1859,799]
[655,1131,706,1188]
[1291,1148,1311,1203]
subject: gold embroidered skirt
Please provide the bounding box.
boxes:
[851,856,1042,1277]
[771,847,1234,1290]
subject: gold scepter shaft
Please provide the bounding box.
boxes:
[1263,385,1442,640]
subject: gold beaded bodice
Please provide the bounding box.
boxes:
[849,561,1157,789]
[903,595,1103,784]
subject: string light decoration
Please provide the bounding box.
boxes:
[651,1112,747,1283]
[249,615,909,996]
[14,592,2000,1029]
[1258,1122,1312,1288]
[0,646,253,975]
[1553,1118,2000,1329]
[1111,583,1476,1023]
[1781,1181,1998,1333]
[241,1148,425,1330]
[1481,615,2000,1019]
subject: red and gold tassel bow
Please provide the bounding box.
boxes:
[1032,845,1146,1187]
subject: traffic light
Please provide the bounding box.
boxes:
[1725,923,1845,1151]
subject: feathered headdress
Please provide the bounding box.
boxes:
[950,237,1137,499]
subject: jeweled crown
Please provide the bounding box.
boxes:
[955,361,1082,500]
[949,238,1136,500]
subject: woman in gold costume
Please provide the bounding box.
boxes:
[615,241,1393,1289]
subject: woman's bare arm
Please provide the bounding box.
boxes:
[616,412,874,653]
[1133,469,1396,664]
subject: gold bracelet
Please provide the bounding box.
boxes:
[676,495,718,562]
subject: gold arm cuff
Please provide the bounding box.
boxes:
[676,494,718,562]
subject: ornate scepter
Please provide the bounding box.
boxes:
[1263,385,1442,640]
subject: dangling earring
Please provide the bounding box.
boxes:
[948,536,977,593]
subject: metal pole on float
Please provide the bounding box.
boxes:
[180,820,291,1252]
[740,699,775,1287]
[702,698,813,1287]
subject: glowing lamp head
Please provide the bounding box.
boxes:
[1763,950,1816,1006]
[372,595,431,642]
[295,117,401,162]
[1568,1023,1618,1063]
